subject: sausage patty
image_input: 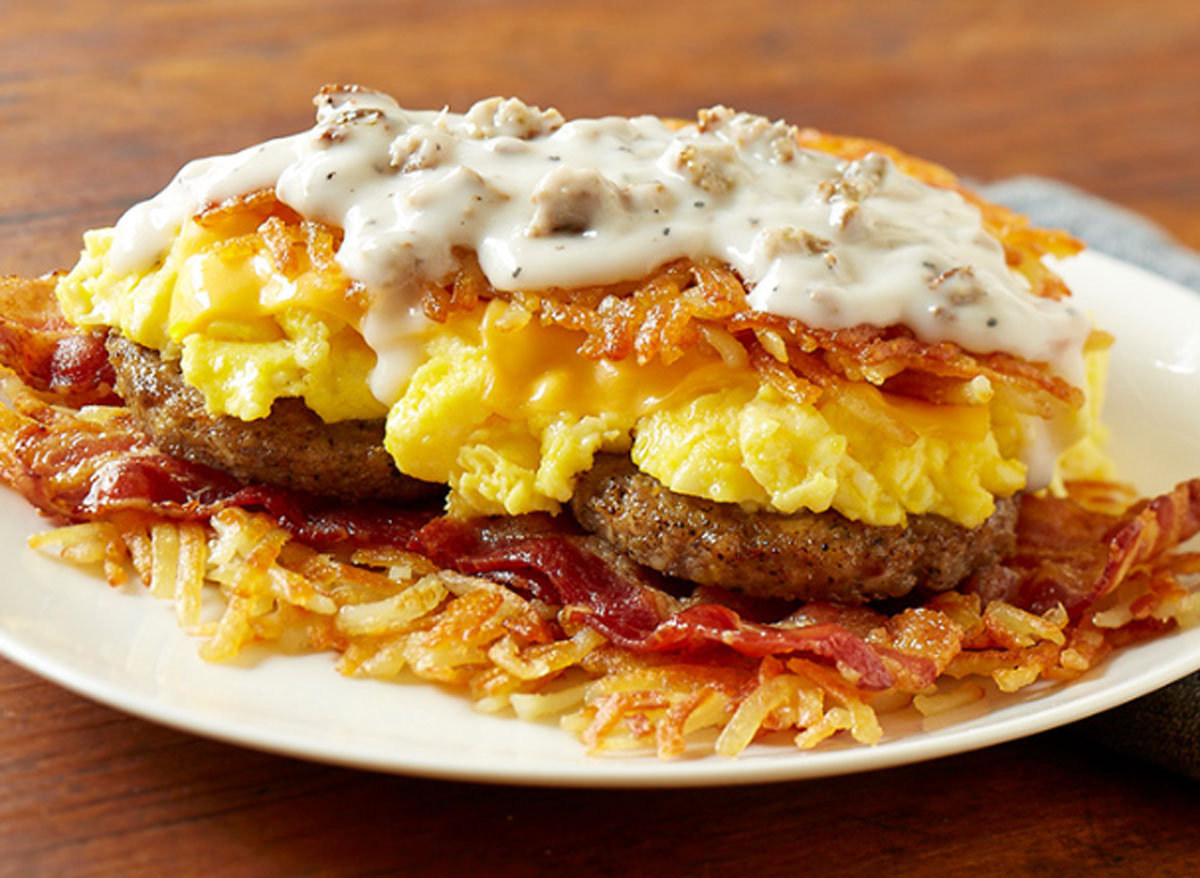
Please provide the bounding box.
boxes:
[106,333,440,503]
[569,454,1019,602]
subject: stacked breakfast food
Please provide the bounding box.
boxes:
[2,86,1197,757]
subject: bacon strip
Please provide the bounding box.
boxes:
[412,516,669,643]
[971,481,1200,617]
[0,276,118,406]
[0,380,435,547]
[638,604,900,690]
[1099,481,1200,595]
[411,516,901,689]
[80,456,435,549]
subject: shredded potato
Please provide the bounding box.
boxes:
[913,681,987,717]
[20,493,1197,758]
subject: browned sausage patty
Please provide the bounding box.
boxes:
[570,454,1019,602]
[107,333,440,503]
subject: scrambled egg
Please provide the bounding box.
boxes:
[59,216,385,423]
[57,214,1109,529]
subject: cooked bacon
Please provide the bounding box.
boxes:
[274,500,435,549]
[412,515,671,642]
[689,585,798,624]
[779,601,952,689]
[0,378,436,547]
[411,515,911,689]
[637,604,900,690]
[970,480,1200,617]
[81,456,434,549]
[0,276,118,406]
[1100,481,1200,590]
[0,383,149,520]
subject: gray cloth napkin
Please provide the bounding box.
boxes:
[978,176,1200,778]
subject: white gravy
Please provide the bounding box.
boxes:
[108,85,1091,406]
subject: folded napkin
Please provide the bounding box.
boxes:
[979,176,1200,779]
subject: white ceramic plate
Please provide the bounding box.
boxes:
[2,250,1198,787]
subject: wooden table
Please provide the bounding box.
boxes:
[3,1,1199,873]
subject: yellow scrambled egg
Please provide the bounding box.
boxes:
[59,217,385,423]
[56,215,1110,529]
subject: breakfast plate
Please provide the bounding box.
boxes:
[1,249,1198,787]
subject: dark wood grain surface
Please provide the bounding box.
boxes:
[3,1,1200,874]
